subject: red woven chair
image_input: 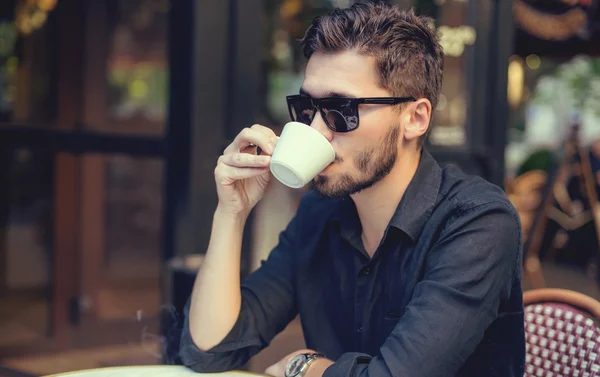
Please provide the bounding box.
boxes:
[523,288,600,377]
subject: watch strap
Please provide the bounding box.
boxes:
[307,353,326,361]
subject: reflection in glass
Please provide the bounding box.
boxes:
[0,22,18,118]
[105,156,163,284]
[0,9,57,125]
[106,0,169,127]
[0,148,53,346]
[428,0,474,147]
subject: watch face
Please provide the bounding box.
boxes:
[286,354,308,377]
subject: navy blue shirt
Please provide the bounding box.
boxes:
[180,149,526,377]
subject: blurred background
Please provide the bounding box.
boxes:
[0,0,599,375]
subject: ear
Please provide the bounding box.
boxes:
[402,98,432,142]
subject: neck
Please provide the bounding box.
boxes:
[351,148,421,257]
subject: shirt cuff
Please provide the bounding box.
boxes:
[179,299,262,372]
[323,353,372,377]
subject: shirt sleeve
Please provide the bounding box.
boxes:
[323,201,523,377]
[179,211,301,372]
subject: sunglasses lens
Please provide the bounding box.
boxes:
[321,100,358,132]
[323,109,347,132]
[289,97,314,125]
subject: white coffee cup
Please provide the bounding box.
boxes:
[270,122,335,188]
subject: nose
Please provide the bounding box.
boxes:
[310,111,334,142]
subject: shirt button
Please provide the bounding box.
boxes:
[357,326,363,333]
[361,267,371,275]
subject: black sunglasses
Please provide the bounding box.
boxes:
[286,94,416,133]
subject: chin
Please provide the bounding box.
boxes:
[311,175,344,200]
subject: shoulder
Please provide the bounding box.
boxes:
[430,165,523,271]
[438,164,519,219]
[430,164,522,252]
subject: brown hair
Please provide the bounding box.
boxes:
[300,0,444,141]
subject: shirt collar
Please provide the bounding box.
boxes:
[388,148,441,241]
[332,148,442,243]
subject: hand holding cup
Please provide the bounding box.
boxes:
[214,124,278,217]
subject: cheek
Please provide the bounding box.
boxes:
[329,141,372,174]
[355,150,372,172]
[331,128,384,159]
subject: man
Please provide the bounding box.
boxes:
[179,2,525,377]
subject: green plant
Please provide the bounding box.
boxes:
[531,56,600,118]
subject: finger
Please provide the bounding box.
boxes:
[251,136,279,156]
[219,153,271,168]
[241,143,259,155]
[214,165,269,184]
[227,127,277,155]
[233,127,272,152]
[250,124,277,138]
[250,124,279,154]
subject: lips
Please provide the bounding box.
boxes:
[319,162,334,175]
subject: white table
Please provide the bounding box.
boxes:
[44,366,265,377]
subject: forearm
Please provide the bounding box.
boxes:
[308,359,335,377]
[188,205,247,351]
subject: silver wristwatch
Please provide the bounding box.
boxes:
[285,353,326,377]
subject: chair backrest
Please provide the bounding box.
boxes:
[523,289,600,377]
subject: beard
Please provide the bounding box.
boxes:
[311,124,399,199]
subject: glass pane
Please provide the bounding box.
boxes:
[427,0,475,147]
[0,22,18,120]
[103,155,163,318]
[0,148,52,348]
[0,152,164,375]
[0,4,58,125]
[106,0,169,133]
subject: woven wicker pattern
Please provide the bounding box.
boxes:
[524,302,600,377]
